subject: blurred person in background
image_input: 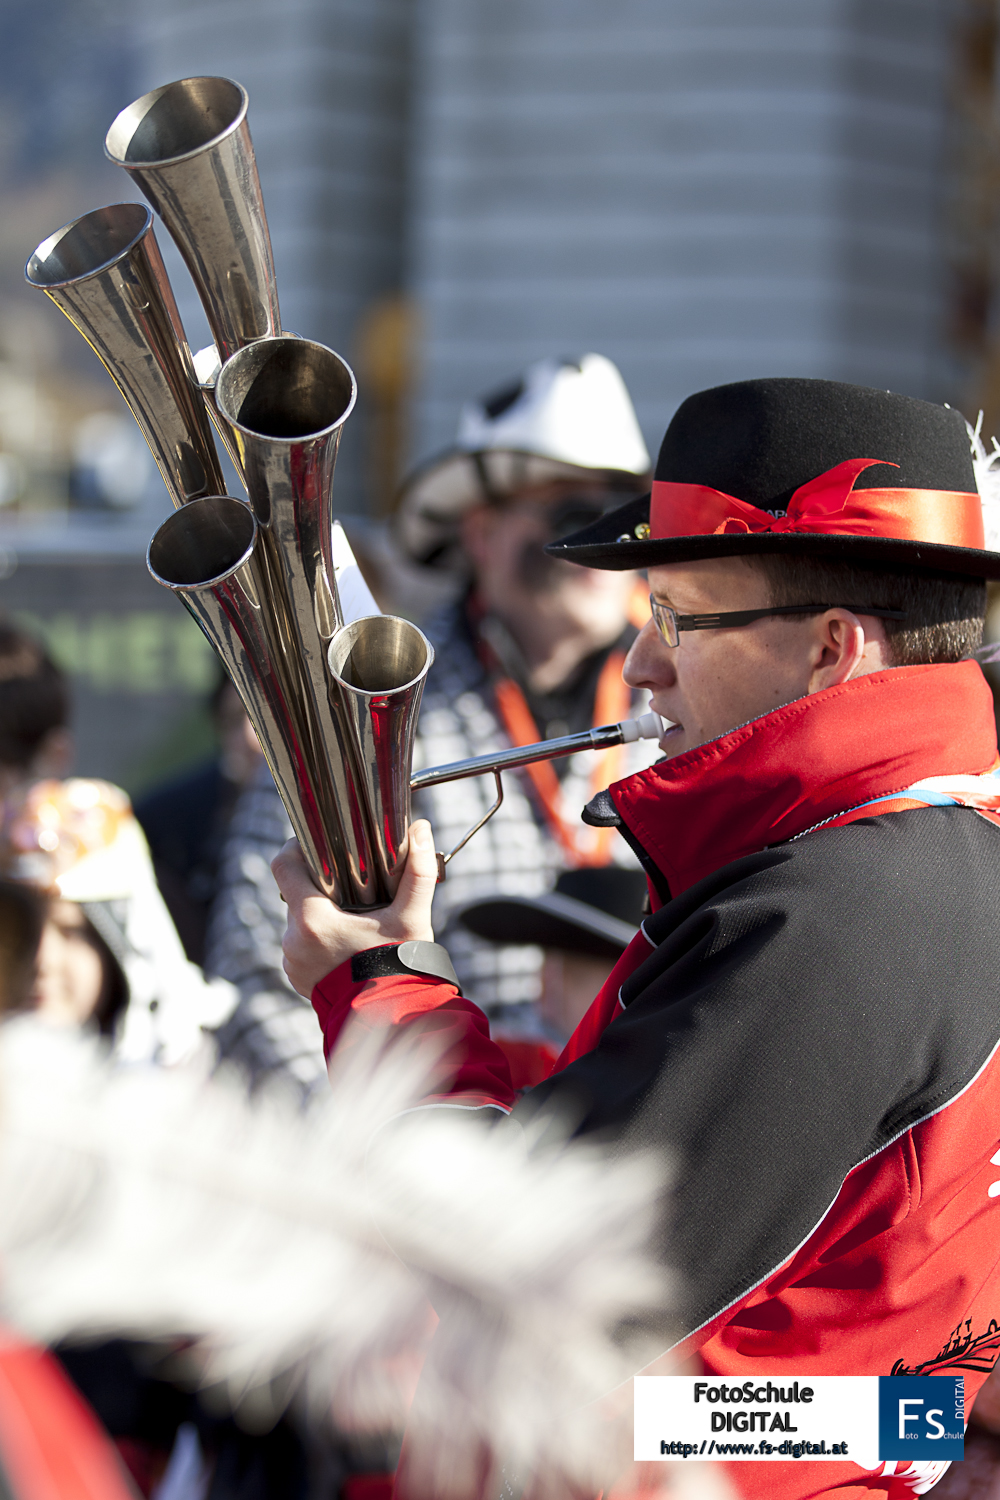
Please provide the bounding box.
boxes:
[135,676,265,966]
[0,877,42,1015]
[0,620,233,1064]
[0,620,72,796]
[458,865,647,1088]
[399,354,657,1031]
[0,653,309,1499]
[202,353,654,1085]
[203,755,334,1103]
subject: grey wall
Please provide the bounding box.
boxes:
[407,0,955,463]
[136,0,414,510]
[78,0,959,492]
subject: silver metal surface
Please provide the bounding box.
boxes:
[435,771,504,881]
[147,495,348,901]
[25,203,226,509]
[213,334,379,907]
[410,722,631,793]
[328,616,433,902]
[105,76,280,362]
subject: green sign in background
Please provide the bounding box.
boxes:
[1,559,223,797]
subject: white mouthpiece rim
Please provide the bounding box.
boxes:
[619,711,664,743]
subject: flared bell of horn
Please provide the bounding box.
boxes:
[105,77,279,362]
[215,338,361,729]
[147,495,364,904]
[328,617,434,903]
[25,203,226,509]
[213,335,380,906]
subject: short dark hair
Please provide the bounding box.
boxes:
[0,879,42,1013]
[742,555,986,667]
[0,622,69,768]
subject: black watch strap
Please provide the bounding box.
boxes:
[351,940,462,994]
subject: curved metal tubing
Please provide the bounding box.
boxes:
[410,714,663,881]
[106,76,280,361]
[411,721,639,792]
[328,616,434,902]
[25,203,225,508]
[435,772,504,883]
[147,495,350,902]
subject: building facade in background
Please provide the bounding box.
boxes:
[136,0,414,512]
[136,0,961,469]
[0,0,981,784]
[408,0,955,457]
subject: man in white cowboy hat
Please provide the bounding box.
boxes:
[400,353,657,1027]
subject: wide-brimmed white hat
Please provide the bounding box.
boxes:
[395,354,650,568]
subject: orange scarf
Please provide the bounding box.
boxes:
[492,653,630,865]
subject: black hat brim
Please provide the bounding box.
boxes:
[459,891,638,960]
[547,494,1000,580]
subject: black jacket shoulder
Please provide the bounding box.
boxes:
[518,807,1000,1336]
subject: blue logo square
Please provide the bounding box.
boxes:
[878,1376,964,1461]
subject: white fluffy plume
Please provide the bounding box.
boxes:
[962,413,1000,666]
[968,411,1000,554]
[0,1019,671,1495]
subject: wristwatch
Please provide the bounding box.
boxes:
[350,940,462,993]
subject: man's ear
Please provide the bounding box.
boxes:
[806,610,867,695]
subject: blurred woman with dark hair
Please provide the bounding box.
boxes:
[0,620,235,1064]
[0,879,42,1016]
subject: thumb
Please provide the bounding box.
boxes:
[391,819,438,940]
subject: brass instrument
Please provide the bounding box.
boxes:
[25,203,225,508]
[104,76,280,361]
[26,74,658,908]
[147,494,345,889]
[411,713,664,874]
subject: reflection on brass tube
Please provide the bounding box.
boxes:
[105,76,280,362]
[25,203,225,509]
[328,616,434,903]
[213,335,380,909]
[147,495,346,901]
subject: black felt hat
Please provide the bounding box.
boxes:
[458,867,647,961]
[547,378,1000,578]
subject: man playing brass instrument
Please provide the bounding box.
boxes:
[400,353,656,1027]
[274,377,1000,1500]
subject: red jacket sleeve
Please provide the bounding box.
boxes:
[311,948,516,1112]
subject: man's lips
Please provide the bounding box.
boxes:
[658,721,683,750]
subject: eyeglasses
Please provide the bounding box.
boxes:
[648,598,907,649]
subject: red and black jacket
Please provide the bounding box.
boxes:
[0,1330,137,1499]
[313,659,1000,1499]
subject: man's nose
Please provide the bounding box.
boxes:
[624,619,677,690]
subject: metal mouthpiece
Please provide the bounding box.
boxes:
[106,76,280,360]
[25,202,226,508]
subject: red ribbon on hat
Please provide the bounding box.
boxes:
[650,458,985,549]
